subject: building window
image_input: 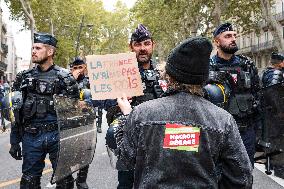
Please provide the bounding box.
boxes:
[258,57,262,68]
[257,35,260,46]
[243,37,246,47]
[247,36,251,47]
[272,4,276,14]
[265,32,268,42]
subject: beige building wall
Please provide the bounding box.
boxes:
[237,0,284,73]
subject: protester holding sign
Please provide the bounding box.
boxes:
[114,37,253,188]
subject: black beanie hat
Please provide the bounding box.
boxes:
[165,37,213,85]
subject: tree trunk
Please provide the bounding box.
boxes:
[212,0,221,27]
[19,0,36,68]
[260,0,284,51]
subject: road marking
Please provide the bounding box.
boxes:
[0,168,52,188]
[60,129,96,141]
[0,159,52,188]
[0,178,21,188]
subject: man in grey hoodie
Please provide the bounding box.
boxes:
[115,37,253,189]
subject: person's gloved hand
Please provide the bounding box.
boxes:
[9,144,22,160]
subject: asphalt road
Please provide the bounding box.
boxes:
[0,114,283,189]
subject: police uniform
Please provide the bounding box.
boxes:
[262,52,284,87]
[106,24,164,189]
[69,57,97,189]
[131,60,163,106]
[209,23,261,166]
[0,85,6,129]
[116,37,252,188]
[260,52,284,178]
[9,33,79,189]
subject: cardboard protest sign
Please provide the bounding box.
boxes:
[86,52,144,100]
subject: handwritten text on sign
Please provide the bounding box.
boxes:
[86,53,144,100]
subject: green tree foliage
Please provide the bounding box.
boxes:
[93,1,130,55]
[130,0,264,61]
[5,0,130,67]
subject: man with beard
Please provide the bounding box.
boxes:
[105,24,164,189]
[9,32,79,188]
[209,23,261,166]
[128,24,164,106]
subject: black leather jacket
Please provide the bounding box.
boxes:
[117,92,252,189]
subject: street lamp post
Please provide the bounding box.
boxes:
[65,15,94,57]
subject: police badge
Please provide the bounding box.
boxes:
[39,82,46,93]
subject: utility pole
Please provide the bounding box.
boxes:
[75,15,85,57]
[64,15,93,57]
[50,18,54,36]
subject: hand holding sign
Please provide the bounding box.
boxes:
[117,93,132,115]
[86,52,144,100]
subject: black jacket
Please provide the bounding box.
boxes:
[118,92,252,189]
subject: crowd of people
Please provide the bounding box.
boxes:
[1,22,283,189]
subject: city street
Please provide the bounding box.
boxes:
[0,114,283,189]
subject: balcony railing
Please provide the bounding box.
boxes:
[251,40,275,53]
[238,40,276,54]
[237,46,252,54]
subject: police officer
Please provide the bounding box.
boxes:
[70,57,103,134]
[69,57,100,189]
[262,52,284,87]
[106,24,164,189]
[9,32,79,189]
[129,24,163,106]
[70,57,90,90]
[260,52,284,177]
[115,37,252,188]
[0,84,6,130]
[209,23,261,166]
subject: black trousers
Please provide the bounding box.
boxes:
[117,170,134,189]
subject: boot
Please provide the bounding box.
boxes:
[56,175,74,189]
[97,108,103,133]
[76,166,89,189]
[20,174,41,189]
[97,127,102,133]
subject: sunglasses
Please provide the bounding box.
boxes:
[72,65,85,70]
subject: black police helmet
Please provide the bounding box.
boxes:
[203,83,230,108]
[1,91,23,122]
[80,89,92,101]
